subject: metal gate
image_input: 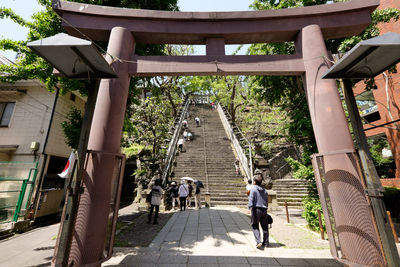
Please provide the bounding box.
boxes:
[0,161,38,225]
[312,150,385,267]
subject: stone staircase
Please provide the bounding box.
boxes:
[272,179,308,208]
[171,104,248,207]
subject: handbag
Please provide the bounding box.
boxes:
[267,214,273,225]
[146,191,152,203]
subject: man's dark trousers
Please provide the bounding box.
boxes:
[251,207,269,245]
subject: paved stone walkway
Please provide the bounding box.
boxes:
[104,207,343,267]
[0,223,58,267]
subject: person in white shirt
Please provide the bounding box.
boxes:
[147,179,163,224]
[178,181,189,211]
[178,138,184,152]
[195,117,200,127]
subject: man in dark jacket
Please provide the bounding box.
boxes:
[248,175,269,249]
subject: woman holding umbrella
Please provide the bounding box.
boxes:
[178,180,189,211]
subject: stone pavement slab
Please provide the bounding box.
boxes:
[0,223,59,267]
[104,207,345,267]
[0,206,362,266]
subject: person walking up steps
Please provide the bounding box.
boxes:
[148,179,163,224]
[169,181,179,210]
[177,138,184,152]
[248,175,269,249]
[178,180,189,211]
[187,181,193,208]
[195,183,202,209]
[195,117,200,127]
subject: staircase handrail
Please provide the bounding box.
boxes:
[217,103,253,181]
[161,99,190,186]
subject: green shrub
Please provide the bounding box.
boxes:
[384,187,400,221]
[302,196,325,232]
[368,138,396,178]
[61,107,83,149]
[286,157,325,231]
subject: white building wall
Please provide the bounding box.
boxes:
[0,80,85,161]
[0,81,51,161]
[45,91,85,157]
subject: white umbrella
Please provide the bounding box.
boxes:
[180,177,194,181]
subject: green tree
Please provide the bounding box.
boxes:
[61,107,83,149]
[151,45,195,117]
[368,137,396,178]
[0,0,179,92]
[248,0,400,159]
[0,0,82,93]
[123,96,174,187]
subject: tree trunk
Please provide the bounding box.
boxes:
[230,83,236,124]
[166,89,178,117]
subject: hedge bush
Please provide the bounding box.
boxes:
[384,187,400,221]
[302,196,325,232]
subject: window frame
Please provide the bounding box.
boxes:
[0,102,16,127]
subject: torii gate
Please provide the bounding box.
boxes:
[50,0,396,266]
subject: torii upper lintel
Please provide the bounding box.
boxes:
[52,0,379,44]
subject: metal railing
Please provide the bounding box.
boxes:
[161,99,190,186]
[0,161,38,224]
[217,103,253,181]
[55,150,126,266]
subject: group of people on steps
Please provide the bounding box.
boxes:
[169,180,202,210]
[148,101,270,250]
[147,179,202,224]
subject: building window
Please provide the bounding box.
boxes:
[355,91,380,123]
[0,102,15,127]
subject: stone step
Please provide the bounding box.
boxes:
[278,201,304,207]
[174,165,237,170]
[176,158,236,162]
[173,172,240,177]
[171,104,249,209]
[276,197,303,204]
[211,194,248,199]
[277,193,307,197]
[209,189,247,194]
[274,193,307,198]
[273,179,307,184]
[210,200,248,206]
[273,188,308,192]
[272,184,308,188]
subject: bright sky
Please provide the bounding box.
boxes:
[0,0,253,61]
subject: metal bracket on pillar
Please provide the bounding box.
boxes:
[365,188,385,198]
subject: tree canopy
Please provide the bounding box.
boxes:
[0,0,179,93]
[248,0,399,160]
